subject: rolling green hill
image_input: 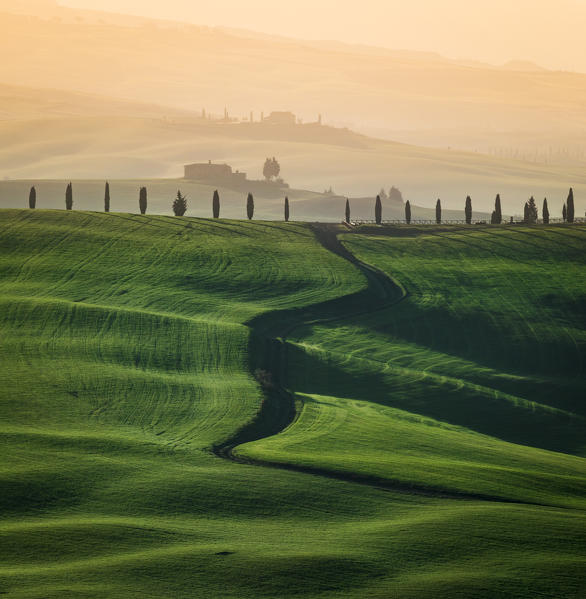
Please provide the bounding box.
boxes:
[0,209,585,598]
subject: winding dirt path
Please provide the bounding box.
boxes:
[212,224,543,505]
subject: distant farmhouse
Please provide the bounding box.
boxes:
[261,111,296,126]
[184,160,247,184]
[184,159,289,196]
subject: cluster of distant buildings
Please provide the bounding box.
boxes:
[202,109,323,127]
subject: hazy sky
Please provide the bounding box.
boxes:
[59,0,586,72]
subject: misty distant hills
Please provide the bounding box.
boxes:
[0,82,584,215]
[0,2,585,152]
[0,2,585,214]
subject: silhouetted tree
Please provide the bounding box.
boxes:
[435,199,441,224]
[247,193,254,220]
[567,188,575,223]
[494,194,502,224]
[491,210,498,224]
[345,198,350,224]
[213,190,220,218]
[465,196,472,224]
[526,196,538,224]
[375,195,382,224]
[284,196,290,222]
[139,187,147,215]
[562,203,567,222]
[389,186,404,204]
[65,183,73,210]
[29,186,36,209]
[405,200,411,224]
[523,202,529,223]
[104,182,110,213]
[262,157,280,181]
[173,190,187,216]
[542,198,549,224]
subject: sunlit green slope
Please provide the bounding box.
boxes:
[239,226,586,508]
[1,211,585,599]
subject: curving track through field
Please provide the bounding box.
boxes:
[213,224,546,505]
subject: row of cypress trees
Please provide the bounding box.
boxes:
[26,182,295,221]
[354,188,577,225]
[25,183,577,224]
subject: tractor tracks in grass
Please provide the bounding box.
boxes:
[211,224,546,505]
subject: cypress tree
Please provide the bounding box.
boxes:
[104,182,110,212]
[435,198,441,224]
[405,200,411,224]
[139,187,147,215]
[247,193,254,220]
[172,190,187,216]
[526,196,538,223]
[562,203,567,222]
[29,186,36,209]
[494,194,502,224]
[345,199,350,224]
[465,196,472,224]
[542,198,549,225]
[284,196,290,222]
[567,188,575,223]
[213,190,220,218]
[375,195,382,224]
[65,183,73,210]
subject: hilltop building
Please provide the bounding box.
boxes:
[261,111,296,125]
[184,160,247,183]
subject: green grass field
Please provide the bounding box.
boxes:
[1,209,585,598]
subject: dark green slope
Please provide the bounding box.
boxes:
[0,210,585,598]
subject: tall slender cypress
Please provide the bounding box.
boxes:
[104,182,110,212]
[526,196,538,223]
[139,187,147,215]
[375,195,382,224]
[29,186,36,209]
[246,193,254,220]
[562,203,567,222]
[213,190,220,218]
[542,198,549,225]
[435,199,441,224]
[65,183,73,210]
[284,196,290,222]
[567,188,575,223]
[405,200,411,224]
[494,194,502,224]
[345,199,350,224]
[465,196,472,224]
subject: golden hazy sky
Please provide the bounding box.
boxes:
[60,0,586,72]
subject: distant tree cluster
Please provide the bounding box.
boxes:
[263,157,280,181]
[389,187,404,203]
